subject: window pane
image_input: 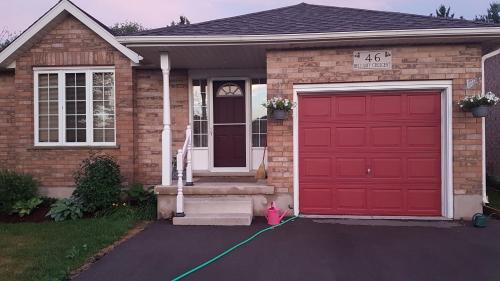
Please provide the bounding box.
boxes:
[192,79,208,147]
[65,73,75,86]
[92,72,115,143]
[76,101,86,114]
[39,74,48,87]
[39,88,48,101]
[66,116,76,128]
[39,130,48,142]
[66,102,75,114]
[103,73,113,86]
[93,87,103,100]
[251,81,267,147]
[76,129,86,142]
[76,73,85,86]
[94,129,104,142]
[66,129,76,142]
[76,87,86,100]
[38,73,59,143]
[65,87,75,100]
[93,73,103,86]
[104,129,115,142]
[76,115,86,128]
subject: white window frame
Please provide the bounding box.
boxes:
[34,66,116,147]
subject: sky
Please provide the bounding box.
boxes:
[0,0,496,33]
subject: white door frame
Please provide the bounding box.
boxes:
[208,77,252,172]
[292,80,454,219]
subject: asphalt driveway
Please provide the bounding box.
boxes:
[73,218,500,281]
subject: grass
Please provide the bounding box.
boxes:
[0,207,140,281]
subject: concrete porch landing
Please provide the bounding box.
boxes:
[154,178,293,225]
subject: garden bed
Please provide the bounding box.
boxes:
[0,206,50,223]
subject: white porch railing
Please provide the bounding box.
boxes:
[175,125,193,216]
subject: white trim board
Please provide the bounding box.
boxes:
[0,0,142,68]
[117,27,500,45]
[292,80,454,219]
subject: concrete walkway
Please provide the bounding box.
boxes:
[73,218,500,281]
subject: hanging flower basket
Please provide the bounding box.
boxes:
[263,96,296,120]
[471,105,490,118]
[272,109,288,120]
[458,92,499,118]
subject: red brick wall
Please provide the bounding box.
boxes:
[485,55,500,176]
[11,15,134,188]
[0,71,15,169]
[133,69,189,186]
[267,45,484,196]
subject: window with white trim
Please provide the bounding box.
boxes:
[251,79,267,147]
[192,79,208,147]
[34,68,116,146]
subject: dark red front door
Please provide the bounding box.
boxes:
[299,91,442,216]
[213,80,246,167]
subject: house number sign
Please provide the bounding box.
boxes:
[353,50,392,70]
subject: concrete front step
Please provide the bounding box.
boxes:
[173,213,253,226]
[173,197,253,226]
[184,197,252,214]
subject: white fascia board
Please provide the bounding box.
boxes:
[116,27,500,45]
[0,0,142,67]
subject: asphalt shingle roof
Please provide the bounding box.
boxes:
[131,3,496,36]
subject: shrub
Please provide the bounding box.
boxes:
[126,183,156,220]
[0,169,38,214]
[46,197,85,221]
[11,197,43,217]
[73,154,122,212]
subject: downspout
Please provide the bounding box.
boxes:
[481,48,500,204]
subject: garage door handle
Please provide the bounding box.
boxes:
[367,168,371,175]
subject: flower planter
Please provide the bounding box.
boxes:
[272,110,288,120]
[471,105,489,117]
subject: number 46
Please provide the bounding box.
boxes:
[365,53,381,62]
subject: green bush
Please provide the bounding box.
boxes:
[46,197,85,221]
[0,169,38,214]
[73,154,122,212]
[126,183,156,220]
[11,197,43,217]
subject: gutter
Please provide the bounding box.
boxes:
[481,48,500,205]
[116,27,500,45]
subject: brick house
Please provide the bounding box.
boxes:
[1,0,499,224]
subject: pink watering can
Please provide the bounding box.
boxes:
[265,201,288,225]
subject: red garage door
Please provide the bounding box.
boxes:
[299,91,441,216]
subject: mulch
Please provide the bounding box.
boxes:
[0,206,51,223]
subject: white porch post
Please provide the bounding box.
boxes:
[161,53,172,186]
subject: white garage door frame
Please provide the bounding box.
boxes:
[293,80,454,219]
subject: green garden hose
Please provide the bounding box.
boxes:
[171,216,298,281]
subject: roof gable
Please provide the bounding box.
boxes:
[0,0,142,68]
[132,3,497,36]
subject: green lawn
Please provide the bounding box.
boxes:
[0,209,138,281]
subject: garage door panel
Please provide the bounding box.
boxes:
[408,94,440,116]
[370,189,404,210]
[299,91,441,216]
[336,127,366,147]
[407,189,441,213]
[371,95,402,115]
[300,96,332,121]
[371,127,402,147]
[335,96,367,118]
[371,158,403,179]
[336,186,367,210]
[408,158,440,179]
[336,158,367,178]
[301,127,332,148]
[407,126,440,148]
[300,157,333,178]
[300,187,333,211]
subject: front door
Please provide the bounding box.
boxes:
[212,80,246,167]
